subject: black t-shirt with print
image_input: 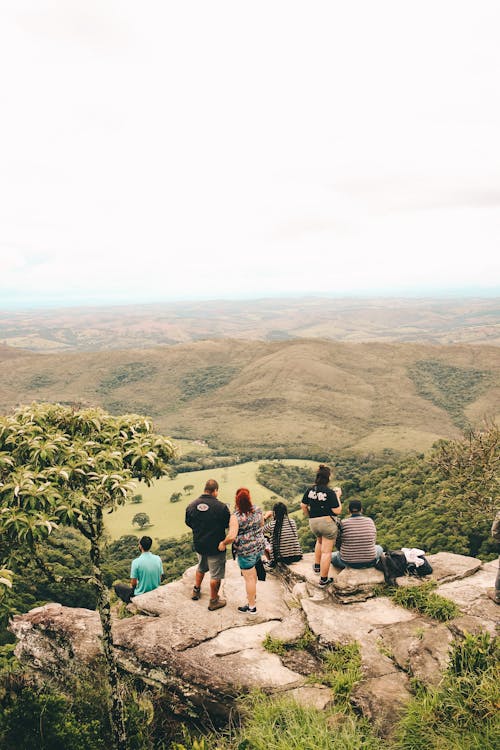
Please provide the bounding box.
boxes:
[302,485,340,518]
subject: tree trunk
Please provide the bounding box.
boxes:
[89,514,129,750]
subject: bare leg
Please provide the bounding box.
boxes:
[242,567,257,608]
[195,570,204,589]
[314,537,322,566]
[210,578,221,600]
[320,537,334,578]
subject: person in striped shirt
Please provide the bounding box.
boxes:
[263,502,303,566]
[331,499,383,569]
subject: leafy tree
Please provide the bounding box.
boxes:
[0,403,175,750]
[430,422,499,520]
[131,494,143,504]
[170,492,182,503]
[132,512,150,529]
[183,484,194,495]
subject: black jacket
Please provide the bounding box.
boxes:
[185,493,230,555]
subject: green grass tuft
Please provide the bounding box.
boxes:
[390,581,459,621]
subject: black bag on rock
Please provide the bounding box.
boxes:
[407,555,433,577]
[375,550,408,585]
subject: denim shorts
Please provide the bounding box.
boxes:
[237,553,261,570]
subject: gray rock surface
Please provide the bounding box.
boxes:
[10,551,498,735]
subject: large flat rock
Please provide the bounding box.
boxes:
[428,552,482,583]
[353,672,412,738]
[10,550,498,738]
[301,596,416,644]
[129,560,289,650]
[376,618,453,685]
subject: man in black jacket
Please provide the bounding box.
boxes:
[185,478,230,611]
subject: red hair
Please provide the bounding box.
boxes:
[235,487,253,514]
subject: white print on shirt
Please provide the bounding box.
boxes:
[197,503,209,511]
[308,490,327,502]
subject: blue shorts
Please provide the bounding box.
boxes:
[237,553,261,570]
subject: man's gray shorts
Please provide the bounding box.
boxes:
[196,551,226,580]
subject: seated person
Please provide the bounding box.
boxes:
[114,535,163,603]
[263,501,303,566]
[331,500,383,569]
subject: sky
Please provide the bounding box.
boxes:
[0,0,499,309]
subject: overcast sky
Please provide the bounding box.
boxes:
[0,1,499,309]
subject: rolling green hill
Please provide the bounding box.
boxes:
[0,339,498,454]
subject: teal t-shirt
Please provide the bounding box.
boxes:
[130,552,162,595]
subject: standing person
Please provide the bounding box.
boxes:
[263,502,302,566]
[301,464,342,586]
[114,536,163,604]
[331,500,383,569]
[222,487,266,614]
[185,478,231,611]
[487,510,500,604]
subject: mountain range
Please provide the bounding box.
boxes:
[1,338,498,454]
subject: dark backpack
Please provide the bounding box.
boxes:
[375,550,408,585]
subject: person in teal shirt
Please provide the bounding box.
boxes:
[114,536,163,603]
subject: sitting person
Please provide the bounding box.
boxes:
[331,500,383,570]
[263,501,303,566]
[114,535,163,603]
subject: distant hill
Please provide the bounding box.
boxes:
[1,296,499,351]
[1,339,498,454]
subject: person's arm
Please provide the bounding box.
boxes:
[263,510,273,520]
[301,502,310,517]
[130,559,138,590]
[218,514,239,551]
[331,487,342,515]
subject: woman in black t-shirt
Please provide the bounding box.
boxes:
[301,464,342,586]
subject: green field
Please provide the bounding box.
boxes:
[104,459,317,541]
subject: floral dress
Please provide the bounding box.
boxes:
[233,507,266,558]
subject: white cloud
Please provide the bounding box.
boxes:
[0,1,499,307]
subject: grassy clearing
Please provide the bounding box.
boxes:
[104,459,316,540]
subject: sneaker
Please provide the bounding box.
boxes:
[313,563,320,574]
[191,586,201,601]
[238,604,257,613]
[319,577,334,587]
[208,597,226,611]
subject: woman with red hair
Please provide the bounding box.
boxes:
[230,487,266,614]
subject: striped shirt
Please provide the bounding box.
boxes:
[263,517,302,563]
[340,514,377,564]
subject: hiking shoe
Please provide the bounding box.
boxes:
[319,577,334,587]
[191,586,201,601]
[238,604,257,614]
[208,597,226,611]
[313,563,320,574]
